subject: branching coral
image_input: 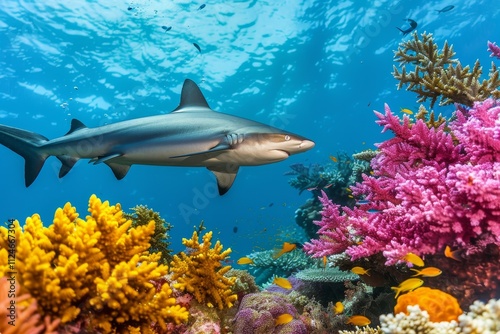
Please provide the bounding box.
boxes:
[304,100,500,267]
[0,195,188,333]
[393,31,500,107]
[124,204,174,265]
[170,231,237,309]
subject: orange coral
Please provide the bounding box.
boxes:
[170,231,237,309]
[394,287,462,322]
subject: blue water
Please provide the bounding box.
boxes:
[0,0,498,256]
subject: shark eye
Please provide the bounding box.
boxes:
[284,135,291,141]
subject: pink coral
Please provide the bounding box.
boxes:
[304,99,500,265]
[487,41,500,59]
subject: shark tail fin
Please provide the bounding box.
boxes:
[0,124,49,187]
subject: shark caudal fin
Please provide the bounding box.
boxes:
[0,124,49,186]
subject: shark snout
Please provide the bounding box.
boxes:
[299,139,315,151]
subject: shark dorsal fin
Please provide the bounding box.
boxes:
[65,119,87,135]
[174,79,211,112]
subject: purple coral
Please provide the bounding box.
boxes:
[234,292,307,334]
[487,41,500,59]
[304,99,500,265]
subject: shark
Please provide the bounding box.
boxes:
[0,79,314,195]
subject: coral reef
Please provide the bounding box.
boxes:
[124,204,173,265]
[393,31,500,107]
[0,277,60,334]
[226,268,260,300]
[170,231,238,309]
[303,99,500,304]
[295,268,358,283]
[234,292,307,334]
[304,100,500,263]
[0,195,188,333]
[244,249,316,285]
[394,287,462,322]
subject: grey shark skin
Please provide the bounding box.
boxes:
[0,79,314,195]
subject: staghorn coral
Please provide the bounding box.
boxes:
[394,287,462,322]
[0,277,60,334]
[0,195,188,333]
[393,31,500,107]
[124,204,174,265]
[170,231,238,310]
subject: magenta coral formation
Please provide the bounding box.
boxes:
[487,41,500,59]
[304,99,500,265]
[234,292,307,334]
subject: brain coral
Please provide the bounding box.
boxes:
[394,287,462,322]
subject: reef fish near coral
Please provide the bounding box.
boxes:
[0,79,314,195]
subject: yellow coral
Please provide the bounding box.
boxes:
[0,195,188,333]
[394,287,462,322]
[170,231,238,309]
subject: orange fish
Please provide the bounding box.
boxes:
[275,313,293,326]
[237,257,254,265]
[333,301,344,315]
[323,256,327,269]
[274,242,296,259]
[410,267,442,277]
[402,252,424,267]
[273,277,292,289]
[391,278,424,298]
[329,155,338,162]
[444,246,461,261]
[351,266,370,276]
[346,315,371,326]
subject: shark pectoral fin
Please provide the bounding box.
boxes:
[90,153,123,164]
[57,156,79,178]
[105,162,131,180]
[169,143,231,158]
[207,165,239,195]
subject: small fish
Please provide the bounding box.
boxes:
[333,301,344,315]
[307,187,317,191]
[346,315,371,326]
[273,277,292,289]
[237,257,254,265]
[355,199,370,205]
[346,188,352,192]
[400,108,413,115]
[127,6,133,11]
[323,183,333,189]
[275,313,293,326]
[197,4,206,10]
[329,155,338,162]
[411,267,442,277]
[402,252,424,267]
[367,209,381,214]
[161,26,172,32]
[193,42,201,53]
[351,266,370,276]
[397,19,418,36]
[274,242,296,258]
[391,278,424,298]
[269,202,274,207]
[323,255,327,268]
[444,245,461,261]
[233,226,238,233]
[436,5,454,13]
